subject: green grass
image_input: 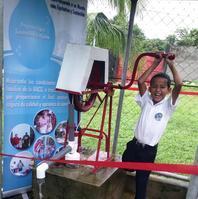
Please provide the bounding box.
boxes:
[80,89,198,164]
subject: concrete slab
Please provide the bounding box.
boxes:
[44,166,126,199]
[47,164,118,187]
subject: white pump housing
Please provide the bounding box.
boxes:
[56,44,109,94]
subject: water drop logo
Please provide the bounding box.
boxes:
[9,0,55,69]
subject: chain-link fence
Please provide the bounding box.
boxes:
[82,0,198,165]
[130,0,197,164]
[134,0,198,82]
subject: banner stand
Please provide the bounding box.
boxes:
[2,186,31,198]
[0,0,3,198]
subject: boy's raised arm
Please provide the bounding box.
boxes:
[165,58,183,105]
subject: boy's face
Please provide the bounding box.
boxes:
[149,77,171,104]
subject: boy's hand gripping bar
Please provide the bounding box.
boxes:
[114,52,175,90]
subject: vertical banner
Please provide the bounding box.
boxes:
[3,0,87,196]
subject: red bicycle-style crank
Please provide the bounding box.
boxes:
[73,52,175,112]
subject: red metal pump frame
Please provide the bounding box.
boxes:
[71,52,175,169]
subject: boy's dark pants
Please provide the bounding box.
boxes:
[122,137,158,199]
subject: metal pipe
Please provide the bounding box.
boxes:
[37,145,71,168]
[186,146,198,199]
[36,146,71,199]
[112,0,139,156]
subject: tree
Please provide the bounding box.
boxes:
[176,28,198,47]
[86,12,125,55]
[87,0,150,54]
[87,0,164,73]
[86,0,134,54]
[142,38,167,51]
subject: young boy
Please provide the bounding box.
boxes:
[122,53,183,199]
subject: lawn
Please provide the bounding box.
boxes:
[80,88,198,164]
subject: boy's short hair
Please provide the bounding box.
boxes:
[150,72,171,88]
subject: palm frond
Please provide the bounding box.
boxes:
[87,12,125,54]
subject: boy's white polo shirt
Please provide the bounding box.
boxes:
[134,90,177,146]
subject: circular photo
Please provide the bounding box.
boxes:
[10,123,35,150]
[33,135,56,159]
[10,151,34,176]
[55,121,67,145]
[34,109,56,134]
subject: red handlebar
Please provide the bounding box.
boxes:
[82,52,175,94]
[114,52,175,90]
[155,52,175,60]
